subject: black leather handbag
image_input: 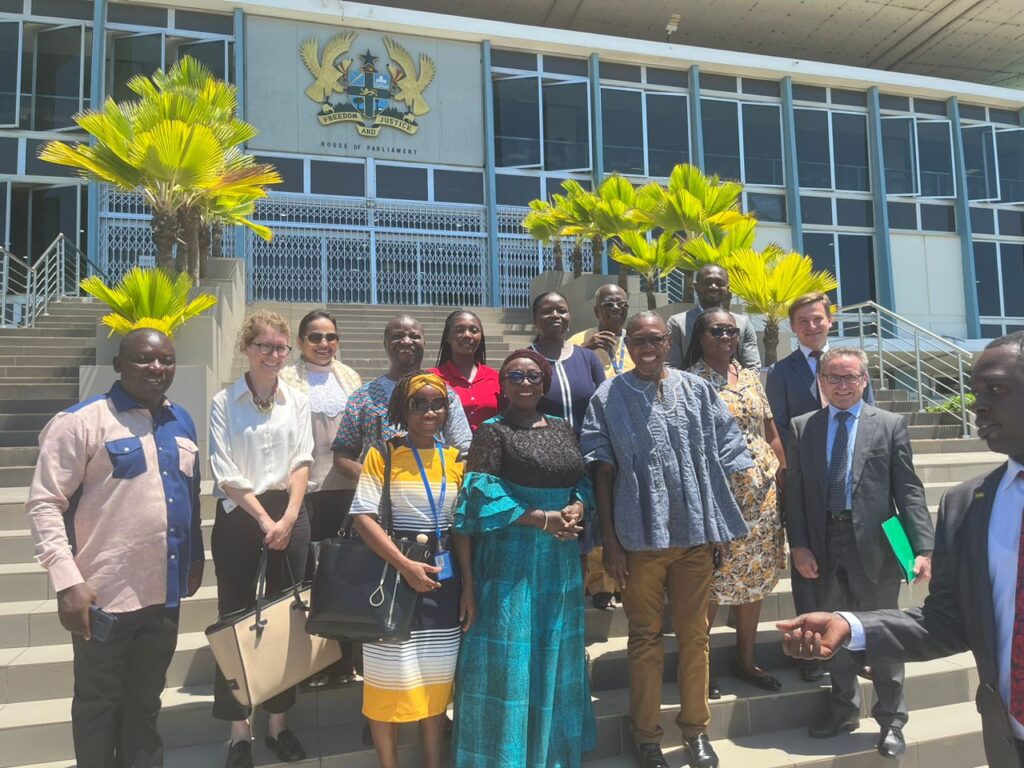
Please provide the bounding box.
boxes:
[305,443,432,643]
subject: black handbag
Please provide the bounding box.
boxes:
[305,443,432,643]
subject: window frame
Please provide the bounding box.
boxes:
[994,127,1024,204]
[540,78,592,174]
[600,84,647,177]
[108,30,165,103]
[31,22,87,132]
[961,123,1001,202]
[0,19,22,128]
[880,115,919,197]
[914,118,956,199]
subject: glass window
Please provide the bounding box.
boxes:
[26,138,76,176]
[178,40,227,81]
[800,195,833,225]
[376,165,427,200]
[837,234,875,305]
[601,88,644,175]
[108,3,168,26]
[916,120,955,197]
[495,174,540,206]
[542,81,589,171]
[919,204,956,232]
[645,93,687,177]
[989,108,1021,127]
[999,209,1024,237]
[746,192,785,222]
[996,129,1024,203]
[792,84,826,103]
[310,161,364,197]
[32,0,92,20]
[881,116,917,195]
[1001,243,1024,317]
[803,232,838,302]
[973,241,1000,316]
[742,103,783,186]
[492,50,535,70]
[0,0,21,10]
[959,104,987,121]
[174,10,233,35]
[700,73,737,93]
[542,55,587,77]
[253,155,302,193]
[832,112,869,191]
[831,89,866,108]
[970,206,995,234]
[0,136,16,173]
[879,94,910,112]
[836,198,872,227]
[0,21,19,127]
[434,170,483,204]
[795,109,831,189]
[701,98,740,180]
[601,63,640,82]
[112,34,163,103]
[962,124,1000,201]
[33,25,84,130]
[887,201,917,230]
[741,78,779,97]
[981,324,1003,338]
[545,176,589,200]
[493,76,540,167]
[646,67,687,87]
[913,98,947,116]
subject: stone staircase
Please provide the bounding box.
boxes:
[0,299,1003,768]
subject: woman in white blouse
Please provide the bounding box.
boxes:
[280,309,362,687]
[209,310,314,768]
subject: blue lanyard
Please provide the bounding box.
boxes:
[611,331,626,375]
[406,436,447,543]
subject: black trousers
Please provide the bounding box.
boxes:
[71,604,179,768]
[817,520,907,728]
[211,493,310,721]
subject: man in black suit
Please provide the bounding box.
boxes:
[785,347,934,758]
[767,293,875,681]
[779,331,1024,768]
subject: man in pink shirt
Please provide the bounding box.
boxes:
[26,328,204,768]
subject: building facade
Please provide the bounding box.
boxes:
[1,0,1022,339]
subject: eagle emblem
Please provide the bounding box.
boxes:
[300,32,436,137]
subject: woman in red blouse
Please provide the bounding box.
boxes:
[431,310,502,431]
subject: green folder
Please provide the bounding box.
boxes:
[882,516,916,583]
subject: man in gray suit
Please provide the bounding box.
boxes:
[666,264,761,370]
[785,347,934,758]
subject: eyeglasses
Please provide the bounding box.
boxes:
[599,300,628,310]
[251,342,292,357]
[408,397,448,414]
[823,373,864,386]
[304,332,338,344]
[504,370,544,385]
[708,325,740,338]
[626,334,670,347]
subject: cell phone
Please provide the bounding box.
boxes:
[89,605,119,643]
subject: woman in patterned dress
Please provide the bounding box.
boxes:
[348,372,474,768]
[683,308,787,694]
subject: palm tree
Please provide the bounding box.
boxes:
[590,176,644,288]
[609,231,683,309]
[727,245,838,365]
[522,199,567,273]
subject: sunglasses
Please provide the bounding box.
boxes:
[408,397,448,414]
[251,342,292,357]
[504,370,544,384]
[708,326,740,338]
[599,300,628,310]
[626,333,669,347]
[304,332,338,344]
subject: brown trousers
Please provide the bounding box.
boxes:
[621,545,713,743]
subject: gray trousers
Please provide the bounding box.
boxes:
[817,520,907,728]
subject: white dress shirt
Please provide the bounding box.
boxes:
[209,376,315,512]
[799,342,830,377]
[844,458,1024,738]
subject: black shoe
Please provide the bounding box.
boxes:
[877,726,906,758]
[858,665,874,680]
[265,728,306,762]
[225,740,252,768]
[593,592,616,611]
[682,734,719,768]
[799,661,826,682]
[730,661,782,691]
[808,709,860,739]
[708,677,721,700]
[630,741,669,768]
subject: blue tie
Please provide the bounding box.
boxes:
[827,411,852,515]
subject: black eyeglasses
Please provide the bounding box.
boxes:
[505,370,544,384]
[408,397,448,414]
[823,373,864,386]
[708,326,740,338]
[251,342,292,357]
[626,333,669,347]
[304,332,338,344]
[599,300,628,310]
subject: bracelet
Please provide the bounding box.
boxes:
[541,512,549,531]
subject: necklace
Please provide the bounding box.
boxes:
[245,372,277,414]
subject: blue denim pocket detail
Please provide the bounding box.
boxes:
[105,436,146,479]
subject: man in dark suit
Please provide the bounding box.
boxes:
[666,264,761,370]
[785,347,934,758]
[768,293,875,681]
[779,331,1024,768]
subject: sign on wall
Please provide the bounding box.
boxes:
[246,17,484,167]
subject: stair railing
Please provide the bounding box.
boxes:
[1,235,105,328]
[834,301,973,438]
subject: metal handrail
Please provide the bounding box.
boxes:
[838,300,972,356]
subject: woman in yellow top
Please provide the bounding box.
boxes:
[349,371,475,768]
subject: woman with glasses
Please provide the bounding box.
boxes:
[209,310,315,768]
[280,310,362,687]
[430,310,501,431]
[349,371,471,768]
[451,349,596,767]
[682,309,786,696]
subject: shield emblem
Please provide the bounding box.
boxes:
[347,69,391,119]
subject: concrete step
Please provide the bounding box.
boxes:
[0,328,95,339]
[0,432,40,448]
[0,467,36,487]
[0,399,75,416]
[0,448,38,467]
[0,415,55,432]
[925,481,958,506]
[914,452,1004,484]
[910,438,987,454]
[909,423,968,440]
[0,339,97,353]
[0,384,78,400]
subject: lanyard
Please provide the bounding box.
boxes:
[406,436,447,543]
[611,330,626,375]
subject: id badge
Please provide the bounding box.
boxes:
[434,550,454,581]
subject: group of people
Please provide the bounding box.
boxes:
[32,259,1008,768]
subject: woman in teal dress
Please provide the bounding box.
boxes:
[452,349,596,768]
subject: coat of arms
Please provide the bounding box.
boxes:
[300,32,436,137]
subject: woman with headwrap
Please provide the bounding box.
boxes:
[451,350,596,768]
[348,371,473,768]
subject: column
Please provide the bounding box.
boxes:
[780,77,804,254]
[86,0,106,273]
[947,96,980,339]
[866,87,895,309]
[482,41,500,306]
[688,65,704,170]
[589,53,607,273]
